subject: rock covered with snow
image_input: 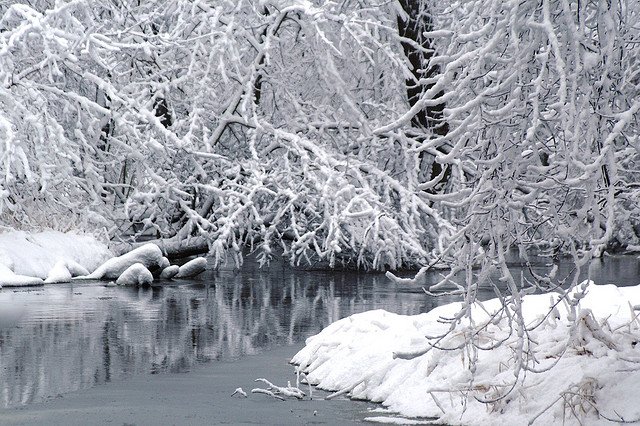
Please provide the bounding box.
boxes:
[159,265,179,279]
[159,257,170,270]
[175,257,207,278]
[115,263,153,286]
[65,260,90,277]
[84,243,163,280]
[0,231,205,288]
[292,282,640,425]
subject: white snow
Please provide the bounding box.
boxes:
[0,263,44,287]
[160,265,179,279]
[292,282,640,425]
[0,231,202,287]
[159,257,170,270]
[175,257,207,278]
[115,263,154,286]
[66,260,90,277]
[0,231,112,279]
[84,243,163,280]
[44,260,72,284]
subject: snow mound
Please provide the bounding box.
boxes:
[66,260,90,277]
[44,260,72,284]
[292,282,640,425]
[0,264,44,287]
[159,257,170,269]
[85,243,163,280]
[115,263,154,286]
[175,257,207,278]
[0,231,112,279]
[159,265,179,279]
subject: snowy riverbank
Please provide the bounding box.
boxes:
[292,282,640,425]
[0,231,112,286]
[0,231,207,288]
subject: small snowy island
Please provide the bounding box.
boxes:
[0,231,207,288]
[293,282,640,425]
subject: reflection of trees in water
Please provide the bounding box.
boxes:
[0,270,427,408]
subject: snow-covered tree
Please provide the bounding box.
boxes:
[1,0,639,273]
[1,0,452,269]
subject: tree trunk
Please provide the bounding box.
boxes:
[396,1,450,188]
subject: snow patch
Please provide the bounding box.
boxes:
[0,264,44,287]
[44,260,72,284]
[0,231,112,279]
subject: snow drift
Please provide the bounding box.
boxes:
[292,282,640,425]
[0,231,112,280]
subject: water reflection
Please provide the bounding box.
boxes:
[0,254,637,409]
[0,265,431,408]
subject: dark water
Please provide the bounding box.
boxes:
[0,254,638,409]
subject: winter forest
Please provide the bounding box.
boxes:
[2,0,638,270]
[1,0,640,424]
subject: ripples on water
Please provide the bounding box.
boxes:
[0,254,637,408]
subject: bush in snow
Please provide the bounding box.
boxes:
[1,0,638,272]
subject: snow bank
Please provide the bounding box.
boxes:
[0,231,202,288]
[0,231,112,279]
[0,264,44,287]
[84,243,163,280]
[44,260,72,284]
[292,282,640,425]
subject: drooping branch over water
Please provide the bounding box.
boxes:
[0,0,639,272]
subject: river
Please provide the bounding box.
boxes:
[0,254,637,422]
